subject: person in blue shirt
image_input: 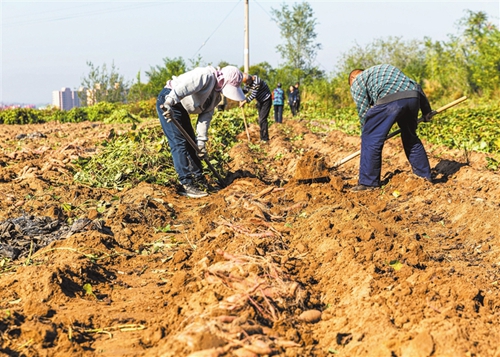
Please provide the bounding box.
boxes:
[349,64,434,192]
[272,83,285,123]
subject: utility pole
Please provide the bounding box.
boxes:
[244,0,249,73]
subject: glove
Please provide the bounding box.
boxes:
[161,96,175,119]
[197,140,207,157]
[423,110,437,122]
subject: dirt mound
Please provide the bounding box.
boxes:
[1,118,499,356]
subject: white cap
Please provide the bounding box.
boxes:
[220,66,245,101]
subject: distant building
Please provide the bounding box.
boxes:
[52,87,81,110]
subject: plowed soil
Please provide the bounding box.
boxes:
[1,116,499,357]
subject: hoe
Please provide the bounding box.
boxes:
[160,105,227,188]
[332,96,468,169]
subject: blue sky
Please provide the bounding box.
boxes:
[1,0,499,105]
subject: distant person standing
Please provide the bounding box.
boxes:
[294,82,301,113]
[288,85,297,116]
[239,73,272,142]
[272,83,285,123]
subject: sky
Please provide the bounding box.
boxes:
[1,0,499,105]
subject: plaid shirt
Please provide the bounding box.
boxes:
[350,64,424,126]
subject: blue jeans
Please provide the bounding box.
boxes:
[359,97,431,187]
[156,87,203,186]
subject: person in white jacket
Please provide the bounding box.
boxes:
[156,65,245,198]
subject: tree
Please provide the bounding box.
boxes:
[271,2,322,80]
[127,71,147,102]
[137,57,187,100]
[458,10,500,96]
[423,10,500,100]
[336,37,426,81]
[247,62,274,82]
[80,61,129,105]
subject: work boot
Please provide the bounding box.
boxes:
[350,184,378,192]
[181,183,209,198]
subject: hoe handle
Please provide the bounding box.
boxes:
[241,108,251,142]
[434,96,468,114]
[160,105,226,187]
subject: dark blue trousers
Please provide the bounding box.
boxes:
[359,97,431,187]
[256,98,272,141]
[274,105,283,123]
[156,87,203,186]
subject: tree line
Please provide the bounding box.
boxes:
[79,7,498,108]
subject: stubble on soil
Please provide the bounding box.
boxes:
[0,118,499,357]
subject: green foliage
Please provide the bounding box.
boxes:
[80,61,129,105]
[423,38,470,101]
[103,109,139,124]
[271,1,322,79]
[0,108,43,124]
[0,99,156,125]
[301,102,500,167]
[39,106,67,122]
[459,11,500,96]
[485,157,499,171]
[336,36,427,82]
[64,107,88,123]
[330,11,500,103]
[73,125,176,189]
[204,108,246,169]
[85,102,118,121]
[246,62,275,82]
[124,98,157,118]
[132,57,187,101]
[417,105,500,154]
[127,71,148,102]
[73,107,244,189]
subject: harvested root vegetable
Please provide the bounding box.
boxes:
[186,348,222,357]
[233,348,258,357]
[187,344,236,357]
[298,309,322,323]
[216,315,238,323]
[243,339,273,355]
[274,339,302,348]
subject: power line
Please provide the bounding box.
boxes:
[3,3,159,27]
[191,0,242,59]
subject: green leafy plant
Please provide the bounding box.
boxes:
[389,260,403,271]
[485,157,499,171]
[74,125,176,189]
[83,283,97,299]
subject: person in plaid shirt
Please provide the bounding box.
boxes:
[349,64,434,192]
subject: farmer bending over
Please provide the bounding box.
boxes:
[156,65,245,198]
[349,64,434,192]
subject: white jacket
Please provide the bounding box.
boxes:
[165,66,221,142]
